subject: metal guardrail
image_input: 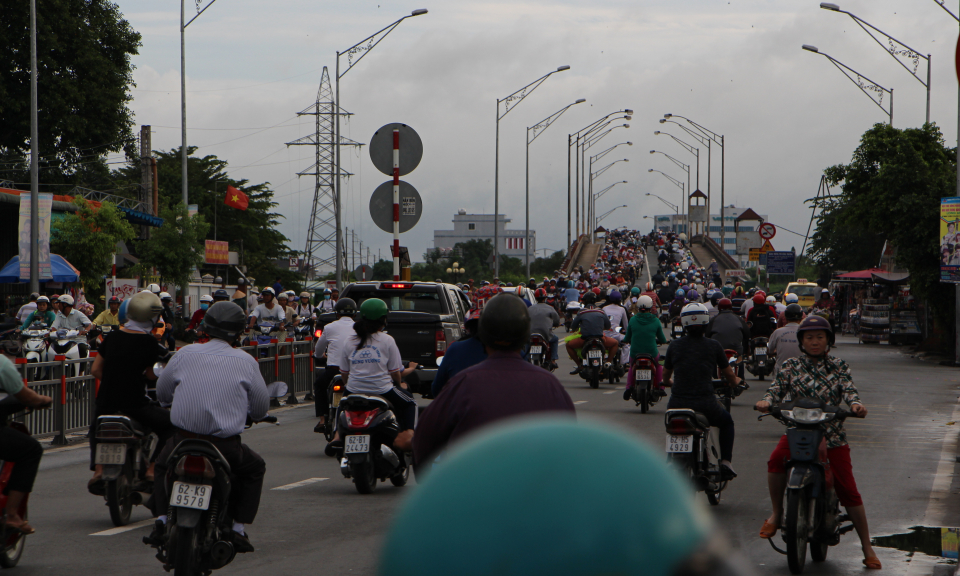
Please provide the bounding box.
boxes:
[16,337,318,442]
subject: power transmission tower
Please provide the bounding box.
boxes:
[286,66,362,280]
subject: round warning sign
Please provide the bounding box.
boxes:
[758,222,777,240]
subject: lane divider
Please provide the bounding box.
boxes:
[573,400,588,405]
[90,517,156,536]
[271,477,329,491]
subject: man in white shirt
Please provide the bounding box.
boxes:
[50,295,92,348]
[247,287,285,329]
[312,298,358,430]
[15,293,38,323]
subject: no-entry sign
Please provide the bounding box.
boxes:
[758,222,777,240]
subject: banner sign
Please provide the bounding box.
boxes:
[766,251,796,275]
[105,278,138,301]
[205,240,229,265]
[18,193,53,280]
[940,197,960,283]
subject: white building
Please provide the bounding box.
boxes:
[433,210,535,258]
[652,206,768,257]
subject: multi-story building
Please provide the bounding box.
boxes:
[433,210,535,258]
[651,206,768,257]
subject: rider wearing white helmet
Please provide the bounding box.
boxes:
[662,302,742,480]
[777,293,804,328]
[51,294,92,347]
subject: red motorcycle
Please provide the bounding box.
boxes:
[629,354,662,414]
[0,396,31,567]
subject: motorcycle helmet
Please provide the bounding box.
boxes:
[631,286,641,296]
[477,294,530,351]
[108,296,120,305]
[213,289,230,302]
[118,299,130,324]
[765,295,776,304]
[300,291,311,300]
[199,294,214,303]
[159,291,172,301]
[58,294,75,307]
[202,302,247,342]
[591,287,601,295]
[607,290,622,304]
[785,303,804,322]
[796,314,835,353]
[582,292,597,306]
[335,298,358,317]
[644,282,653,292]
[534,288,548,302]
[262,287,276,297]
[146,283,161,295]
[675,289,685,299]
[360,298,389,321]
[37,295,50,304]
[126,291,163,322]
[785,293,799,304]
[685,289,700,302]
[752,293,766,305]
[637,295,654,310]
[717,298,733,311]
[680,303,710,327]
[709,291,722,306]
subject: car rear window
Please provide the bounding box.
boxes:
[787,285,818,298]
[352,290,443,314]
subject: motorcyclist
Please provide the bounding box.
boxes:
[755,315,878,569]
[20,295,55,330]
[275,292,298,329]
[769,294,786,317]
[768,303,804,376]
[187,294,214,330]
[326,298,416,454]
[662,303,742,479]
[746,293,776,340]
[528,289,561,371]
[50,295,92,354]
[656,281,674,308]
[15,293,39,324]
[668,288,686,319]
[706,290,721,319]
[413,296,575,470]
[149,302,268,553]
[247,287,285,331]
[705,298,750,357]
[88,291,174,496]
[92,296,121,326]
[295,292,317,326]
[561,280,580,307]
[312,298,358,431]
[622,295,667,401]
[730,284,747,313]
[641,281,661,308]
[158,292,177,351]
[601,290,629,344]
[317,288,336,313]
[432,308,486,398]
[777,293,803,327]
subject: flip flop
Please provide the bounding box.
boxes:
[759,520,778,539]
[4,519,35,535]
[863,557,882,570]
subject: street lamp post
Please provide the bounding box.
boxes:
[446,261,464,283]
[526,99,585,278]
[494,65,570,278]
[654,131,699,191]
[650,150,690,225]
[591,181,627,240]
[801,45,894,125]
[663,115,725,247]
[180,0,221,207]
[569,111,632,240]
[334,9,428,289]
[820,2,930,124]
[589,155,629,241]
[649,169,685,234]
[583,126,629,239]
[597,205,628,227]
[645,192,680,214]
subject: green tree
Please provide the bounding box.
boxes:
[817,122,956,327]
[51,197,135,293]
[132,203,210,289]
[0,0,141,186]
[807,195,885,277]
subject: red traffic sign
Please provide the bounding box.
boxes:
[758,222,777,240]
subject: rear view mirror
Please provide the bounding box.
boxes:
[266,381,289,398]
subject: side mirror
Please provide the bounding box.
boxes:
[266,381,289,398]
[435,356,444,367]
[152,362,166,379]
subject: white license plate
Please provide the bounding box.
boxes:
[587,350,603,358]
[673,327,682,335]
[529,346,542,354]
[171,481,211,510]
[755,348,767,356]
[666,435,693,453]
[636,370,652,380]
[95,443,126,465]
[344,435,370,454]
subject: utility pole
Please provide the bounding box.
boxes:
[29,0,39,293]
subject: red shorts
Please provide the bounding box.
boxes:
[767,435,862,507]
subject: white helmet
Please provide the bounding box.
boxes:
[765,295,776,304]
[58,294,75,306]
[679,302,710,328]
[637,295,654,310]
[785,293,799,304]
[262,287,275,296]
[199,294,214,303]
[159,291,172,301]
[146,283,161,294]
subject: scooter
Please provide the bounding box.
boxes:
[629,354,662,414]
[244,322,280,357]
[758,399,860,574]
[670,317,684,340]
[659,304,671,327]
[747,336,773,381]
[322,375,345,442]
[526,333,553,370]
[87,324,113,351]
[19,322,49,380]
[578,337,608,389]
[44,329,88,379]
[0,395,36,568]
[94,414,159,526]
[564,302,581,332]
[664,380,732,506]
[292,319,313,342]
[336,394,409,494]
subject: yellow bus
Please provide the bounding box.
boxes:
[783,280,820,309]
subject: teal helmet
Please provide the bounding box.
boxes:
[379,419,726,576]
[631,286,641,296]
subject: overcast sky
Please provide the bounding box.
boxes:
[118,0,960,267]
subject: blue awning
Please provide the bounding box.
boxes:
[118,206,164,227]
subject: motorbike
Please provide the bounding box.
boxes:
[94,413,159,526]
[244,323,280,357]
[670,317,683,340]
[758,399,860,574]
[44,329,88,379]
[564,302,581,332]
[19,322,49,380]
[659,304,671,327]
[291,318,314,342]
[0,396,34,568]
[747,336,774,381]
[577,336,609,389]
[717,350,749,412]
[526,333,553,371]
[322,375,345,442]
[336,394,409,494]
[664,381,732,506]
[629,354,661,414]
[87,324,113,351]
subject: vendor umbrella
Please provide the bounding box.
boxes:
[0,254,80,283]
[835,268,886,280]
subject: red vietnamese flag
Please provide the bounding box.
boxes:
[224,185,248,210]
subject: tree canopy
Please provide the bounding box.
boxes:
[51,197,135,294]
[132,203,210,290]
[0,0,141,187]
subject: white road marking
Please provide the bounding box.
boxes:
[90,518,155,536]
[271,477,329,491]
[573,400,588,405]
[922,398,960,527]
[603,391,616,395]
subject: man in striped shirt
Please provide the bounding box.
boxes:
[151,302,269,553]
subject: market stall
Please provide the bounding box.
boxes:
[832,268,916,345]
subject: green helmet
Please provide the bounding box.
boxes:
[359,298,389,321]
[379,419,721,576]
[631,286,641,296]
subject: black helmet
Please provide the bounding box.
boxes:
[785,303,804,322]
[202,302,246,342]
[582,292,597,306]
[335,297,357,317]
[796,314,834,354]
[477,294,530,351]
[213,289,229,301]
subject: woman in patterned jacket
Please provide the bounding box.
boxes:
[754,315,880,570]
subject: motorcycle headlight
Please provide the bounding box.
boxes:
[790,407,824,423]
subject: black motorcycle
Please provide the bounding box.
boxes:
[322,375,345,442]
[664,381,731,506]
[670,317,684,340]
[0,396,37,568]
[747,336,773,380]
[578,337,607,389]
[758,399,860,574]
[94,415,159,526]
[526,333,553,371]
[337,394,409,494]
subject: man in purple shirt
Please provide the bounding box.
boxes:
[414,294,575,469]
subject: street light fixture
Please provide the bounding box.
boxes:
[819,2,930,123]
[524,98,586,278]
[597,205,628,227]
[590,180,627,239]
[661,114,725,246]
[568,111,632,241]
[493,65,571,277]
[589,155,629,242]
[645,192,679,214]
[654,130,700,191]
[650,149,691,211]
[332,8,428,288]
[801,44,894,126]
[180,0,221,207]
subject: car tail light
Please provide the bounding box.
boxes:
[435,329,446,357]
[175,455,215,478]
[383,282,412,289]
[345,409,379,429]
[314,329,323,338]
[666,417,696,435]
